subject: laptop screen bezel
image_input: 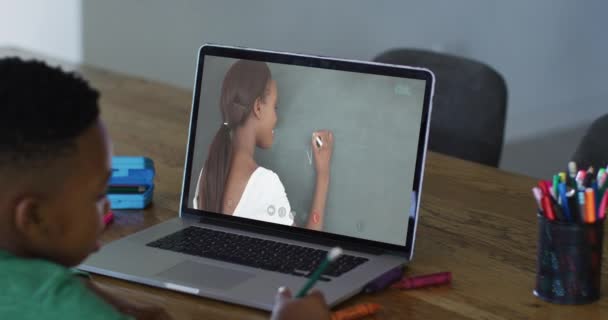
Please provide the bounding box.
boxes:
[179,44,434,258]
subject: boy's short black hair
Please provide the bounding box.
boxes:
[0,57,100,168]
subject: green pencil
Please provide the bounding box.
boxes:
[552,175,560,202]
[295,247,342,298]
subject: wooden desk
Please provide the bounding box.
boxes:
[3,48,607,319]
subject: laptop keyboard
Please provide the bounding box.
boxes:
[146,226,369,280]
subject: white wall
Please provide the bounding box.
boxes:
[79,0,608,178]
[0,0,82,63]
[2,0,606,178]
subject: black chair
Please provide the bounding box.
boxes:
[572,113,608,170]
[374,48,508,167]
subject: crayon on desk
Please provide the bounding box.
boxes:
[331,303,381,320]
[392,272,452,290]
[362,265,404,293]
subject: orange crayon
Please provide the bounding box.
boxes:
[331,303,381,320]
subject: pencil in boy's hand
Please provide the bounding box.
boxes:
[296,247,342,298]
[331,303,381,320]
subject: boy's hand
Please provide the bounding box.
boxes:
[271,287,330,320]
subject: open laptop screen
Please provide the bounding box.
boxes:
[183,46,432,250]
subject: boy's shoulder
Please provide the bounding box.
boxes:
[0,250,129,320]
[0,250,70,281]
[0,249,71,286]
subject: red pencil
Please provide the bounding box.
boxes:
[538,181,549,197]
[541,196,556,221]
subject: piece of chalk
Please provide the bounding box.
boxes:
[315,136,323,148]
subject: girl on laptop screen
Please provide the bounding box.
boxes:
[194,60,333,231]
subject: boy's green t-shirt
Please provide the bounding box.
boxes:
[0,250,131,320]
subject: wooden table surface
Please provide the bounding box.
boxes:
[3,48,607,319]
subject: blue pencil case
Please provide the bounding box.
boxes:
[108,156,155,209]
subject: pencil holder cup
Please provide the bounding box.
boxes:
[534,214,604,304]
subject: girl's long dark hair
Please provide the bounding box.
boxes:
[198,60,271,212]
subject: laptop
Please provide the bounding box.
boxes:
[80,44,435,310]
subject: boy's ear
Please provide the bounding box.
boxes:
[13,196,47,239]
[252,97,263,120]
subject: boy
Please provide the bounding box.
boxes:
[0,57,330,320]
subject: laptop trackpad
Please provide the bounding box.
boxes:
[156,260,254,290]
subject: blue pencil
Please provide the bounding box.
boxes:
[558,183,572,222]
